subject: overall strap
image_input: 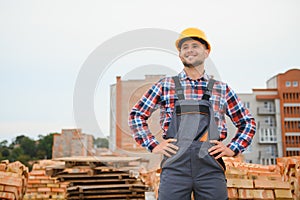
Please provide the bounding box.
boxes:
[172,76,185,100]
[202,79,216,100]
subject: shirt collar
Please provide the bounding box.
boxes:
[178,69,210,81]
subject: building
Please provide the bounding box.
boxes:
[226,68,300,164]
[52,129,94,158]
[110,75,165,153]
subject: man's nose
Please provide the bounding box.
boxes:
[187,47,194,53]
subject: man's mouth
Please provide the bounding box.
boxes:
[186,55,195,59]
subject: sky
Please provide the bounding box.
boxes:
[1,0,300,142]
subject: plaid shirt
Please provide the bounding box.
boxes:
[128,70,256,155]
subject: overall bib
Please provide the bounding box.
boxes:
[158,77,228,200]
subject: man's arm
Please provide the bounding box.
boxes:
[224,84,256,156]
[128,82,162,152]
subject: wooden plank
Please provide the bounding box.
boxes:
[57,172,130,178]
[67,193,145,199]
[68,178,137,184]
[53,156,141,163]
[67,184,147,191]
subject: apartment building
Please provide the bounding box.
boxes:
[52,129,94,158]
[227,68,300,164]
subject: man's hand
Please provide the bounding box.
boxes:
[208,140,235,159]
[152,138,179,157]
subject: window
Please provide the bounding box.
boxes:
[286,81,291,87]
[244,102,250,109]
[259,127,277,143]
[260,157,276,165]
[293,81,298,87]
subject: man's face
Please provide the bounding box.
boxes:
[179,39,209,68]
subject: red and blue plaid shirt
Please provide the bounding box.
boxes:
[128,70,256,155]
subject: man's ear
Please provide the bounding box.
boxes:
[204,49,210,58]
[179,51,184,61]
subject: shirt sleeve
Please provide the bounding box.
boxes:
[225,84,256,156]
[128,80,162,152]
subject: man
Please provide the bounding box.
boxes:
[128,27,256,200]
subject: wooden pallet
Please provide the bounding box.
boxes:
[49,157,149,200]
[67,184,146,199]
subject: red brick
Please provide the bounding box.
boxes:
[0,164,6,171]
[238,189,253,199]
[274,189,293,199]
[252,189,274,199]
[27,179,41,184]
[227,179,254,188]
[227,188,238,199]
[254,180,290,189]
[51,187,66,193]
[0,191,16,199]
[47,183,60,188]
[29,170,45,176]
[37,187,51,192]
[40,179,55,184]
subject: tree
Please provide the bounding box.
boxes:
[9,147,24,162]
[0,133,55,168]
[0,140,8,148]
[36,133,54,159]
[1,148,10,157]
[94,137,109,148]
[0,139,10,158]
[19,136,36,158]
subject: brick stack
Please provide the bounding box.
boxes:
[276,156,300,200]
[224,157,293,199]
[139,168,161,199]
[141,156,298,199]
[23,160,68,200]
[0,160,28,200]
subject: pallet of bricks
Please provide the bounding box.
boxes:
[224,156,295,200]
[276,156,300,200]
[50,156,149,200]
[23,160,69,200]
[0,160,28,200]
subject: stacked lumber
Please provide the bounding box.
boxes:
[276,156,300,200]
[0,160,28,200]
[51,156,149,200]
[23,160,68,200]
[224,157,293,200]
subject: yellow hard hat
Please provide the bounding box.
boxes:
[175,27,211,51]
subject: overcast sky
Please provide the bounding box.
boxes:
[1,0,300,142]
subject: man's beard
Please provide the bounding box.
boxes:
[182,60,204,68]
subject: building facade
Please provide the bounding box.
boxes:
[226,68,300,164]
[110,75,165,153]
[52,129,94,158]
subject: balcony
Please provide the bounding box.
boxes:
[258,128,277,144]
[257,107,276,115]
[258,121,276,128]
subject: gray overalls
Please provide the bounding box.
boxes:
[158,76,228,200]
